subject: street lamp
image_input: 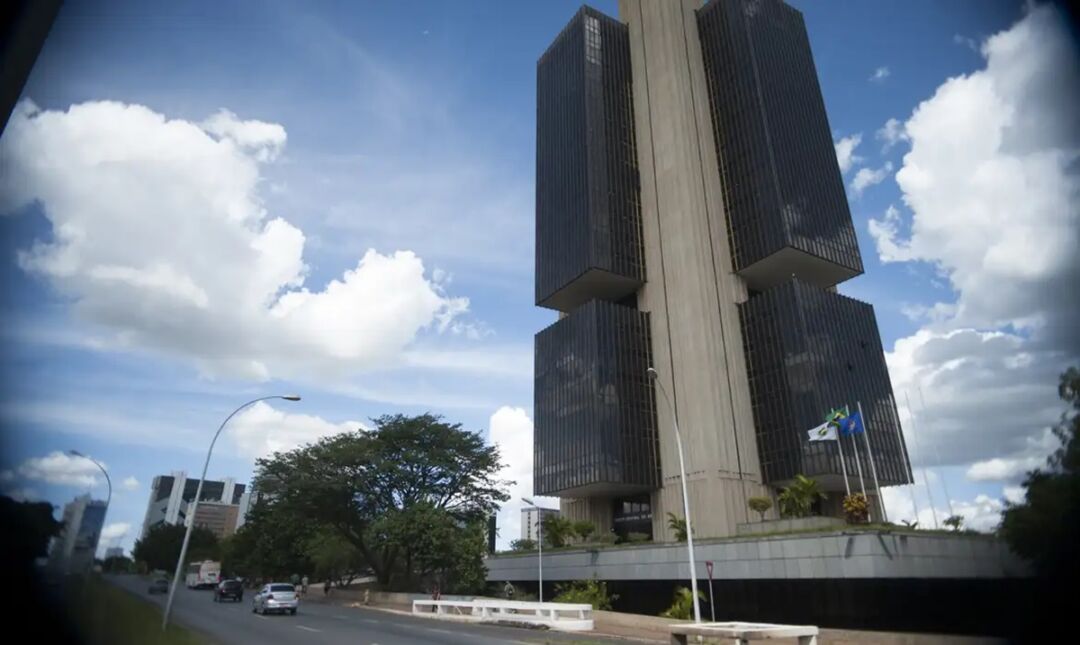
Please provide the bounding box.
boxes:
[521,497,543,603]
[647,367,702,623]
[68,450,111,568]
[163,394,300,631]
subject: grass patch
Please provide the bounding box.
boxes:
[66,575,208,645]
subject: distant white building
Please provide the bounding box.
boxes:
[520,507,560,542]
[51,494,107,573]
[141,471,252,539]
[104,546,124,559]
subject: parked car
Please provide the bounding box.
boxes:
[148,578,169,594]
[214,579,244,602]
[252,583,299,615]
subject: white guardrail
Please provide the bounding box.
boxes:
[411,599,594,632]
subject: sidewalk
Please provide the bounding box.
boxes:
[304,585,1003,644]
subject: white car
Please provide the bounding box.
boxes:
[252,583,299,615]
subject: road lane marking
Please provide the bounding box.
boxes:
[333,614,350,620]
[360,618,380,624]
[296,625,321,633]
[425,627,458,635]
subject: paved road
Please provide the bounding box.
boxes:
[106,576,624,645]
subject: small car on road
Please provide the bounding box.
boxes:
[214,579,244,602]
[252,583,299,615]
[148,578,169,594]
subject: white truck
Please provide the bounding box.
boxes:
[185,560,222,589]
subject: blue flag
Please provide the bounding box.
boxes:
[837,411,865,436]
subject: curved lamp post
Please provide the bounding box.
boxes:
[163,395,300,631]
[68,450,111,569]
[647,367,701,623]
[521,497,543,602]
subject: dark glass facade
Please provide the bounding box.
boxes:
[697,0,862,288]
[535,6,643,312]
[739,280,912,486]
[534,299,659,496]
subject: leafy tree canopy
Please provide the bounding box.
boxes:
[132,523,218,572]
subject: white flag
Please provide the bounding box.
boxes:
[807,421,837,442]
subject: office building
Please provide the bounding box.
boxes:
[50,494,106,573]
[104,546,124,560]
[141,471,248,538]
[520,507,560,543]
[533,0,912,541]
[184,500,241,539]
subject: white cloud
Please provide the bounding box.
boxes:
[0,451,105,488]
[882,471,1008,533]
[227,401,364,460]
[488,406,557,548]
[875,118,908,152]
[0,100,471,382]
[1,487,41,502]
[849,161,893,197]
[122,476,140,491]
[870,66,891,82]
[966,456,1045,482]
[98,522,131,557]
[1003,486,1025,504]
[953,33,979,52]
[833,133,863,174]
[870,5,1078,483]
[870,4,1080,344]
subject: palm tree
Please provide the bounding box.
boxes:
[666,512,688,541]
[777,475,827,518]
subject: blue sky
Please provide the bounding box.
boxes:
[2,0,1076,552]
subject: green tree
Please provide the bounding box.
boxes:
[542,514,574,548]
[747,496,773,522]
[103,555,134,573]
[252,413,508,588]
[778,475,827,518]
[667,512,688,541]
[1000,366,1080,580]
[553,579,619,610]
[132,523,218,572]
[220,501,312,580]
[660,586,704,619]
[304,527,366,586]
[1,496,60,567]
[943,514,964,531]
[572,520,596,543]
[509,539,537,551]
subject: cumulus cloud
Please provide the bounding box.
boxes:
[875,117,908,152]
[488,406,557,548]
[872,4,1079,488]
[882,470,1009,532]
[122,476,140,491]
[869,66,891,82]
[0,451,105,488]
[228,401,364,460]
[0,487,41,502]
[98,522,131,556]
[833,133,863,174]
[0,100,470,382]
[849,161,893,198]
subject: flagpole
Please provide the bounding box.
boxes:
[918,386,955,520]
[848,407,868,513]
[888,393,920,525]
[857,401,887,523]
[835,425,851,498]
[905,391,939,529]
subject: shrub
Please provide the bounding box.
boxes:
[626,532,650,543]
[542,515,575,548]
[509,539,537,551]
[659,586,704,619]
[572,521,596,543]
[778,475,827,518]
[666,512,688,541]
[842,493,869,524]
[552,579,618,610]
[943,514,964,531]
[747,496,772,522]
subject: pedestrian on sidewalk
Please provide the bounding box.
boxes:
[301,575,309,596]
[504,581,514,600]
